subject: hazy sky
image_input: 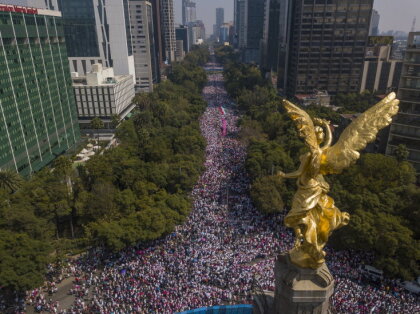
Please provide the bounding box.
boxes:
[174,0,420,36]
[374,0,420,33]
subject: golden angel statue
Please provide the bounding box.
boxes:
[278,92,400,269]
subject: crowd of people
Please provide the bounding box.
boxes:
[3,61,418,313]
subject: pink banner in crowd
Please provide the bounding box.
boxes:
[222,118,227,137]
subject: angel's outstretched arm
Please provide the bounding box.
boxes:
[278,155,309,179]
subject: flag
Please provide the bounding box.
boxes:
[218,106,226,115]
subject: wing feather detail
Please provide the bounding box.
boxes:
[322,92,400,174]
[283,100,318,151]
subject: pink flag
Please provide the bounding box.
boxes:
[218,106,226,115]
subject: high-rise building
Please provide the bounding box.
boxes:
[280,0,373,97]
[187,20,205,48]
[276,0,292,92]
[182,0,196,25]
[0,5,80,176]
[215,7,224,38]
[129,0,159,92]
[72,64,135,129]
[386,32,420,174]
[243,0,265,64]
[57,0,135,77]
[360,36,402,94]
[0,0,58,10]
[369,9,380,36]
[176,25,189,54]
[261,0,280,72]
[160,0,176,63]
[234,0,246,48]
[219,23,230,43]
[149,0,163,80]
[175,40,185,61]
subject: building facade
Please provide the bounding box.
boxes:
[0,0,58,10]
[182,0,195,25]
[234,0,246,48]
[219,23,230,44]
[215,7,224,38]
[360,36,403,94]
[176,25,189,54]
[129,0,158,92]
[160,0,176,63]
[58,0,135,77]
[369,9,380,36]
[0,5,80,175]
[281,0,373,97]
[187,20,205,48]
[148,0,163,80]
[261,0,280,72]
[243,0,265,64]
[175,39,184,60]
[386,32,420,174]
[73,64,135,129]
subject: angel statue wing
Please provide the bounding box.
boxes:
[322,92,400,174]
[283,99,318,152]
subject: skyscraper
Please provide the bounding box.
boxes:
[276,0,292,91]
[244,0,265,64]
[187,20,205,47]
[182,0,196,25]
[370,9,380,36]
[160,0,176,63]
[261,0,280,71]
[0,4,80,175]
[234,0,246,48]
[215,7,224,38]
[129,0,159,92]
[280,0,373,97]
[57,0,135,77]
[176,25,189,54]
[386,32,420,174]
[149,0,163,79]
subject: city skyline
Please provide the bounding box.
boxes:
[173,0,420,37]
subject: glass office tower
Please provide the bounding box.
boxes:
[0,7,80,176]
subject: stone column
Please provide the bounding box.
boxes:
[273,253,334,314]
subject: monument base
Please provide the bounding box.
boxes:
[254,253,334,314]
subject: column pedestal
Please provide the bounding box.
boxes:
[254,253,334,314]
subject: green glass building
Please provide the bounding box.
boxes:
[0,6,80,176]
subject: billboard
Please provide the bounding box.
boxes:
[368,36,394,46]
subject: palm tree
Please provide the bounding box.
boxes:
[0,169,23,193]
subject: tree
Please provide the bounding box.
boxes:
[91,117,104,150]
[111,114,120,129]
[393,144,409,162]
[250,176,285,214]
[0,169,23,193]
[0,230,51,294]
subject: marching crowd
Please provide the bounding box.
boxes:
[3,63,418,313]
